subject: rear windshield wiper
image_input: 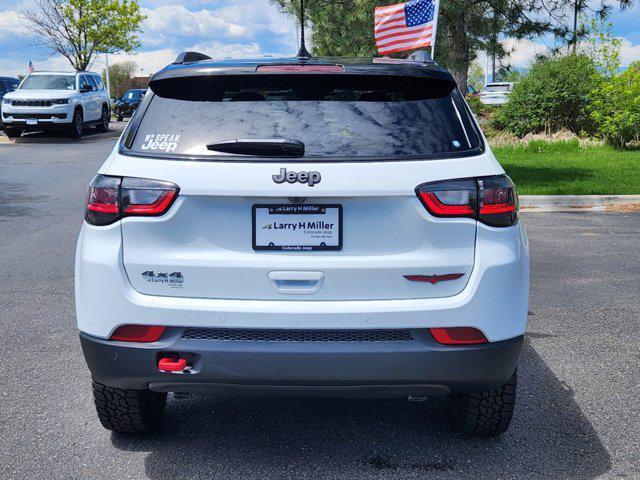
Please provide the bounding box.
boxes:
[206,138,305,157]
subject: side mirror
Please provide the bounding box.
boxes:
[80,84,92,93]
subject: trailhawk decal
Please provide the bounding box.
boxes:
[140,134,181,153]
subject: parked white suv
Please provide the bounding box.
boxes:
[76,52,529,437]
[1,71,110,138]
[480,82,514,106]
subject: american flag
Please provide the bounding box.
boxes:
[375,0,438,55]
[28,60,34,74]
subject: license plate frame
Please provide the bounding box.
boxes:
[252,204,343,251]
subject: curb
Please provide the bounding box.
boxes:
[520,195,640,212]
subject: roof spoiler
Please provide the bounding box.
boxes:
[172,51,211,65]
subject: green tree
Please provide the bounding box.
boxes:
[497,54,601,136]
[23,0,145,71]
[273,0,555,92]
[101,60,138,98]
[589,64,640,148]
[558,0,633,54]
[579,17,621,76]
[467,62,485,92]
[500,68,522,82]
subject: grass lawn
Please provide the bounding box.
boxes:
[493,140,640,195]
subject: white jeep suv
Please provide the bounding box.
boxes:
[1,71,110,138]
[76,52,529,437]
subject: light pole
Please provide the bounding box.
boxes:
[104,52,111,101]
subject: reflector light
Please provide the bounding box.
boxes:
[110,325,166,342]
[256,64,344,73]
[429,327,488,345]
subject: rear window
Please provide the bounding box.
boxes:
[128,74,480,160]
[124,90,143,100]
[484,84,511,93]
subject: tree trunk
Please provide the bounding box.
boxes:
[446,11,470,94]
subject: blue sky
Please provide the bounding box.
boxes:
[0,0,638,77]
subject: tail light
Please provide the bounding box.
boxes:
[85,175,179,226]
[110,325,166,342]
[429,327,488,345]
[417,179,476,219]
[478,176,518,227]
[416,175,518,227]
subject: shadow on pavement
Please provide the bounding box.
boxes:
[2,122,125,144]
[111,342,610,479]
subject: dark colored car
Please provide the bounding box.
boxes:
[114,89,146,121]
[0,76,20,130]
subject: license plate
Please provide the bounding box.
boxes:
[26,118,38,125]
[253,204,342,251]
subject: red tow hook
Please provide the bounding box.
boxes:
[158,357,188,373]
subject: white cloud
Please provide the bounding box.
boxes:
[88,41,290,77]
[619,38,640,66]
[0,9,28,39]
[476,35,640,75]
[138,1,295,48]
[0,0,296,77]
[140,5,250,47]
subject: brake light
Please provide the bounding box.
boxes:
[256,64,344,73]
[429,327,488,345]
[110,325,166,342]
[416,175,518,227]
[85,175,179,226]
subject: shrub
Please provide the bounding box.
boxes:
[589,65,640,149]
[466,95,488,117]
[497,55,601,137]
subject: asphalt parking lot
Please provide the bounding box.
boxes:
[1,135,639,480]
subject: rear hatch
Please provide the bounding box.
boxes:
[114,64,489,301]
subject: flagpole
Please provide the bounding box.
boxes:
[431,0,441,59]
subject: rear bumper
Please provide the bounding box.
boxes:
[75,221,530,342]
[80,330,523,396]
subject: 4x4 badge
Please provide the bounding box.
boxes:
[273,168,321,187]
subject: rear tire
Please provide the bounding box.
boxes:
[68,109,83,138]
[92,381,166,433]
[447,369,517,437]
[96,105,109,132]
[3,127,21,138]
[117,114,123,122]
